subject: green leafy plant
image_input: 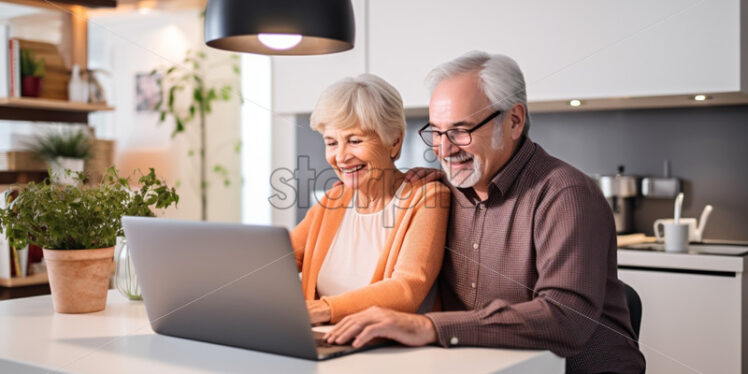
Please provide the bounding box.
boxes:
[20,50,46,78]
[0,167,179,250]
[29,129,92,160]
[151,48,240,220]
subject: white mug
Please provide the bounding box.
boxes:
[654,218,699,242]
[664,223,689,252]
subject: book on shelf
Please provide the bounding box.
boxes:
[0,194,10,278]
[0,23,8,98]
[8,38,20,98]
[0,235,9,279]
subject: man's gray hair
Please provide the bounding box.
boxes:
[425,51,530,138]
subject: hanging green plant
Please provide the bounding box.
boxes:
[151,48,240,220]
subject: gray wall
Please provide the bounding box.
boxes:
[294,116,328,220]
[529,105,748,241]
[295,105,748,241]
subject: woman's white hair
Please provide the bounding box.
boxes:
[425,51,530,140]
[310,74,406,159]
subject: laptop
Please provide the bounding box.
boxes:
[122,216,387,360]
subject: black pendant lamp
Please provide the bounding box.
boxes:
[204,0,355,55]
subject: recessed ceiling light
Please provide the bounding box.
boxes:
[569,99,582,107]
[694,95,706,101]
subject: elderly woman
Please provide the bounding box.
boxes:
[291,74,450,325]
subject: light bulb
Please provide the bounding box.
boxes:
[569,99,582,107]
[137,0,156,13]
[693,94,707,101]
[258,33,303,50]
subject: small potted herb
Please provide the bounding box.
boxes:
[20,50,45,98]
[29,129,91,185]
[0,167,179,313]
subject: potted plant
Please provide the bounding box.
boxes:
[0,167,179,313]
[20,50,45,98]
[28,129,91,185]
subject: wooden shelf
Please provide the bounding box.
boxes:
[0,0,116,10]
[0,97,114,123]
[0,271,48,288]
[51,0,117,8]
[0,171,48,184]
[0,97,113,112]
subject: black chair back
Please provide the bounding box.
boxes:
[623,282,642,338]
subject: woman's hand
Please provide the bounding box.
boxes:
[404,167,444,183]
[306,299,332,325]
[332,167,444,189]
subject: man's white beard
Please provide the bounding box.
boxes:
[442,155,483,188]
[440,125,505,188]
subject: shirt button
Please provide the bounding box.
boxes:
[472,243,479,249]
[471,282,476,289]
[450,336,459,345]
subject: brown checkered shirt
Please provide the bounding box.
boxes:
[426,138,645,374]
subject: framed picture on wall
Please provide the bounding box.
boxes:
[135,72,161,112]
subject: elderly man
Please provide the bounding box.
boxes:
[323,51,646,374]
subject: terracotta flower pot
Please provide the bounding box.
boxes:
[43,247,114,314]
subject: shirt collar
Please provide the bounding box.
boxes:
[490,137,536,197]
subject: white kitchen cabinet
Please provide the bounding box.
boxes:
[271,0,367,114]
[368,0,747,108]
[271,0,747,112]
[618,249,748,374]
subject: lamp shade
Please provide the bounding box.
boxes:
[204,0,355,55]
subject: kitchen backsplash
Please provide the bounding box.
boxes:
[295,104,748,241]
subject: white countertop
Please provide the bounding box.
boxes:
[0,291,564,374]
[618,245,747,273]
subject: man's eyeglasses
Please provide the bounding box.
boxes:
[418,110,502,147]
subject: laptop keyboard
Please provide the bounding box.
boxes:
[315,338,334,348]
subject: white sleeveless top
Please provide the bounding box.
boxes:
[316,183,404,297]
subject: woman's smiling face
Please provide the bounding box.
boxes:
[323,126,396,190]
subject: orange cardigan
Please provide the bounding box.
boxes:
[290,180,451,323]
